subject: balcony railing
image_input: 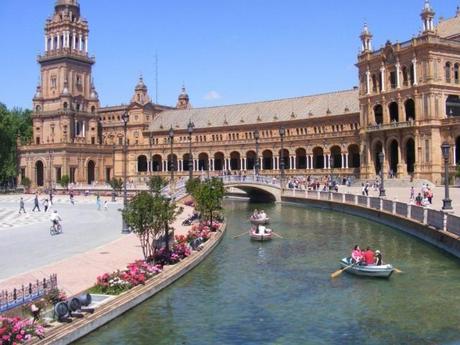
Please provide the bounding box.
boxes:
[366,121,414,132]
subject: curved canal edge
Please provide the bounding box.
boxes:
[282,194,460,259]
[31,223,227,345]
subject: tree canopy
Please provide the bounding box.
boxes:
[190,178,225,226]
[0,103,32,186]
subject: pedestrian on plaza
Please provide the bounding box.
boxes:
[415,193,423,206]
[49,192,53,205]
[96,194,101,211]
[410,186,415,201]
[69,191,75,205]
[427,188,433,204]
[18,197,26,214]
[43,198,49,212]
[104,200,108,211]
[32,194,40,212]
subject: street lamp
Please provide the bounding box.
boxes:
[168,126,175,193]
[187,119,194,180]
[111,143,116,202]
[378,151,386,197]
[121,111,130,234]
[254,129,260,177]
[441,142,453,210]
[48,150,54,203]
[279,127,286,187]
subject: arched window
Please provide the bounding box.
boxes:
[374,105,383,125]
[446,95,460,116]
[35,105,41,112]
[455,64,459,83]
[402,66,409,86]
[405,99,416,121]
[372,74,377,93]
[445,62,451,83]
[91,106,95,113]
[63,102,68,110]
[137,155,148,172]
[389,102,399,122]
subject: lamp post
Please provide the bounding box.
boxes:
[254,129,260,177]
[279,127,286,187]
[111,144,116,202]
[48,150,53,201]
[378,151,386,197]
[168,126,175,193]
[441,142,453,210]
[187,119,194,180]
[121,111,130,234]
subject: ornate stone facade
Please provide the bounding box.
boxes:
[17,0,460,187]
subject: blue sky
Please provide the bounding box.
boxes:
[0,0,458,110]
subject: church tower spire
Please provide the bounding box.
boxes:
[360,23,373,53]
[32,0,99,145]
[421,0,435,34]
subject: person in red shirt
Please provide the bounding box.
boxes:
[362,247,375,265]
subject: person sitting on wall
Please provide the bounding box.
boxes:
[415,193,423,206]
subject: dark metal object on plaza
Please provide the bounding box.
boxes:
[121,111,130,234]
[441,142,453,211]
[48,150,54,201]
[378,151,386,197]
[187,119,194,180]
[169,126,175,192]
[254,129,260,176]
[279,127,286,187]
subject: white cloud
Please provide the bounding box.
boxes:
[203,90,222,100]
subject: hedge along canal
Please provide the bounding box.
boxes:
[76,199,460,345]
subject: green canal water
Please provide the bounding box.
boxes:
[77,200,460,345]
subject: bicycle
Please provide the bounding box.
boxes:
[50,222,63,235]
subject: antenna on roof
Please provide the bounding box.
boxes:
[154,52,159,104]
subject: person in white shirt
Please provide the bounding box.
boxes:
[50,210,62,230]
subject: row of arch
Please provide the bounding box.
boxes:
[372,139,415,175]
[137,145,361,172]
[373,99,415,125]
[34,160,96,187]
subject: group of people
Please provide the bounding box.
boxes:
[251,209,267,220]
[351,245,383,266]
[410,184,433,207]
[253,224,271,235]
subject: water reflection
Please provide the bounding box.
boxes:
[77,200,460,345]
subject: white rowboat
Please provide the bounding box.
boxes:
[340,257,395,278]
[250,226,273,241]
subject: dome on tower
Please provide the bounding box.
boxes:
[178,86,189,101]
[56,0,79,6]
[135,76,148,91]
[176,86,191,109]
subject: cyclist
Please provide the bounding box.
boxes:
[50,210,62,233]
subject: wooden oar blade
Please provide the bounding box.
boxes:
[394,268,403,273]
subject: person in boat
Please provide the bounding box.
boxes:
[255,225,260,234]
[351,245,363,264]
[374,250,383,266]
[259,210,267,220]
[252,209,259,219]
[362,247,375,265]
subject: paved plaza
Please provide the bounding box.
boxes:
[0,194,194,295]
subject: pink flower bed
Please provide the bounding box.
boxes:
[0,316,44,344]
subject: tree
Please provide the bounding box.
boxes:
[152,195,183,253]
[108,178,123,195]
[148,175,166,195]
[185,177,201,195]
[59,175,70,189]
[192,178,224,228]
[122,192,156,260]
[21,177,31,192]
[0,104,32,186]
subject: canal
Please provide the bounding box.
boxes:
[77,200,460,345]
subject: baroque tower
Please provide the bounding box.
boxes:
[33,0,100,145]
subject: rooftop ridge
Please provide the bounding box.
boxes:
[177,88,358,112]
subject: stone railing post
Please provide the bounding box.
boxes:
[407,205,411,219]
[342,193,346,203]
[392,201,396,215]
[443,212,448,232]
[367,196,370,208]
[305,189,308,198]
[380,198,383,211]
[317,191,320,200]
[423,208,428,225]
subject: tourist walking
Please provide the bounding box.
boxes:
[69,191,75,205]
[43,198,49,212]
[18,197,26,214]
[103,200,108,211]
[96,194,101,211]
[49,192,53,205]
[32,194,41,212]
[410,186,415,201]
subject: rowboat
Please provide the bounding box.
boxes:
[250,215,270,225]
[339,257,394,278]
[250,226,273,241]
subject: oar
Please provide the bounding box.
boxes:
[331,263,355,278]
[271,232,284,239]
[393,267,403,273]
[233,231,249,239]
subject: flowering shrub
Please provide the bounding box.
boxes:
[184,200,194,207]
[0,316,44,344]
[152,243,192,265]
[90,261,163,295]
[44,288,67,305]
